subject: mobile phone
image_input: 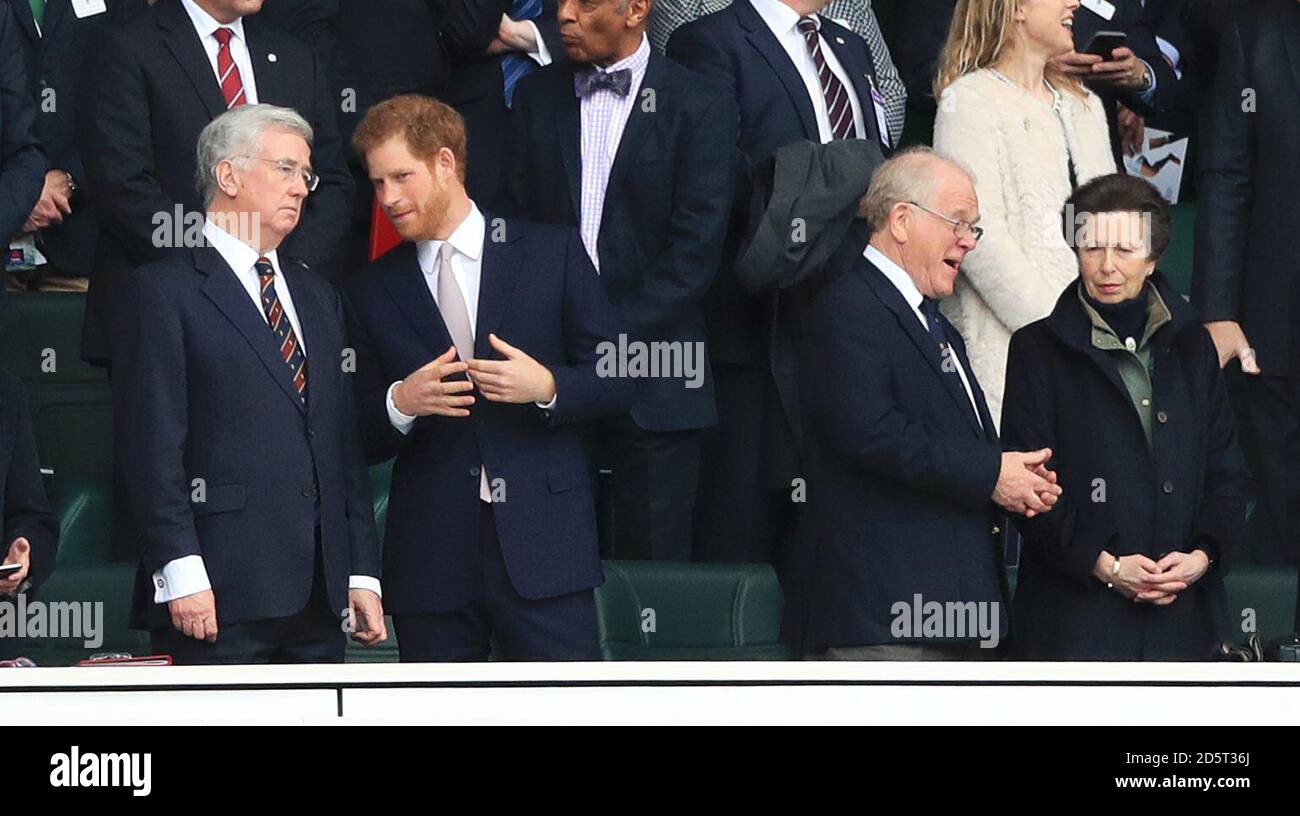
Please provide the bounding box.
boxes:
[1084,30,1128,59]
[0,563,21,577]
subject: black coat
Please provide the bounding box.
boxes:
[0,370,58,593]
[0,4,45,267]
[504,52,737,433]
[78,0,353,364]
[798,251,1008,651]
[1001,274,1249,660]
[1192,0,1300,377]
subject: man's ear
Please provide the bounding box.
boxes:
[887,201,911,244]
[216,159,239,198]
[627,0,651,28]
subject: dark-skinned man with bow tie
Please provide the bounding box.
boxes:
[504,0,737,562]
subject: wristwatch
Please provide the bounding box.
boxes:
[1107,554,1122,589]
[65,171,78,195]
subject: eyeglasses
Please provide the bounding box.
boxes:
[236,156,320,192]
[907,200,984,243]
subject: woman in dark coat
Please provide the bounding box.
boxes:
[1001,173,1249,660]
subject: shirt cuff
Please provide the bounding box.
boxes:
[525,21,552,66]
[386,381,416,435]
[349,575,382,598]
[535,392,557,411]
[153,555,211,604]
[1155,36,1182,80]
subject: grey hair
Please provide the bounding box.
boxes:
[195,104,314,207]
[858,145,976,234]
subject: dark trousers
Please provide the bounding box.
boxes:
[393,503,601,661]
[151,546,344,665]
[596,414,702,561]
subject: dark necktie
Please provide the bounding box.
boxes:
[502,0,543,107]
[574,68,632,98]
[796,16,856,140]
[256,257,307,404]
[213,27,247,109]
[921,297,978,426]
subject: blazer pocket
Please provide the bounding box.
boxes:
[191,483,247,517]
[547,467,588,493]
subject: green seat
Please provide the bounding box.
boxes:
[1161,202,1196,298]
[21,476,146,665]
[595,560,792,660]
[368,460,393,546]
[1223,564,1298,646]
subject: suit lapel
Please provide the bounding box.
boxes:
[1281,4,1300,102]
[196,247,306,413]
[735,2,818,141]
[381,242,456,359]
[281,259,323,412]
[243,18,284,103]
[474,215,521,360]
[605,54,666,199]
[553,70,583,223]
[157,0,227,120]
[13,0,40,42]
[860,259,982,437]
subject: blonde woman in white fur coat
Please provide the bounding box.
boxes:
[932,0,1114,425]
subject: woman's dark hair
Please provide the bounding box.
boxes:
[1061,173,1172,262]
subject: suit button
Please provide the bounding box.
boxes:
[1156,411,1168,424]
[306,426,316,439]
[991,525,1001,536]
[302,485,318,498]
[470,467,480,477]
[1162,481,1174,494]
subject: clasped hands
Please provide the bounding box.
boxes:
[994,447,1062,518]
[392,334,556,417]
[1091,549,1210,605]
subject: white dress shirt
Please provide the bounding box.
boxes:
[383,202,556,503]
[749,0,867,144]
[153,218,382,603]
[865,245,983,430]
[180,0,260,105]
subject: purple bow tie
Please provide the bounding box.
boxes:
[574,67,632,98]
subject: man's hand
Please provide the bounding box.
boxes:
[1204,321,1260,373]
[1117,103,1145,156]
[1051,51,1104,76]
[168,589,218,642]
[393,347,475,417]
[993,448,1063,517]
[1088,46,1150,90]
[22,170,74,232]
[348,589,387,646]
[484,14,539,55]
[466,333,556,404]
[0,538,31,595]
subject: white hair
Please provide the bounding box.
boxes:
[195,104,314,207]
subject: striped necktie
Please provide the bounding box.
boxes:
[213,27,247,109]
[501,0,544,107]
[796,16,856,141]
[256,257,307,403]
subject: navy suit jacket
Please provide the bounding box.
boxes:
[78,0,352,364]
[114,245,380,630]
[667,1,886,369]
[341,217,634,615]
[6,0,145,278]
[1193,0,1300,377]
[798,248,1008,650]
[0,5,45,263]
[504,51,736,432]
[0,371,58,593]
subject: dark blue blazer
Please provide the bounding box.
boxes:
[78,0,352,364]
[114,245,380,630]
[504,52,735,433]
[667,1,886,369]
[0,4,45,267]
[6,0,145,278]
[341,217,634,615]
[798,248,1008,650]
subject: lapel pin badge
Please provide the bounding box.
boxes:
[268,53,278,63]
[835,36,845,45]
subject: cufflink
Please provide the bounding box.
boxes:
[268,53,278,63]
[156,578,165,589]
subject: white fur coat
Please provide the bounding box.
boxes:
[933,69,1115,426]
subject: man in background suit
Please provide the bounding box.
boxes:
[0,3,45,301]
[6,0,144,291]
[115,104,384,664]
[0,369,59,661]
[798,148,1060,658]
[78,0,351,366]
[1193,0,1300,573]
[506,0,736,561]
[345,95,632,660]
[668,0,890,564]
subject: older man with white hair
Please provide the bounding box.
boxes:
[796,146,1061,659]
[114,103,385,664]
